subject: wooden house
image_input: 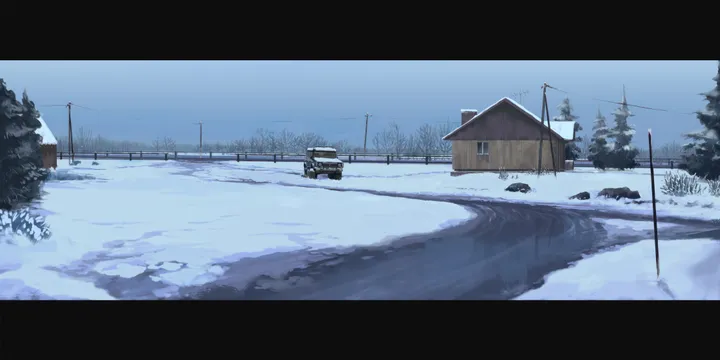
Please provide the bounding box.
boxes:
[442,97,575,172]
[35,117,57,169]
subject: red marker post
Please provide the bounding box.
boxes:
[648,129,660,278]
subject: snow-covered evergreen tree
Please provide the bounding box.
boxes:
[587,109,611,170]
[680,61,720,179]
[0,79,49,210]
[553,97,583,160]
[607,87,639,170]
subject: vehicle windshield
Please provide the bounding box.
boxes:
[310,151,337,159]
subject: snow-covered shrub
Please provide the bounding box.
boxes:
[661,171,703,196]
[497,167,509,181]
[707,178,720,197]
[0,209,51,244]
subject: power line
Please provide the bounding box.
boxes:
[544,84,695,116]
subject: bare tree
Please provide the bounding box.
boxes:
[405,134,419,156]
[152,137,162,151]
[163,136,176,151]
[434,123,453,155]
[294,132,326,152]
[276,129,296,154]
[331,139,352,153]
[56,136,67,153]
[388,123,407,157]
[75,127,90,152]
[372,130,393,154]
[231,139,248,152]
[415,124,437,155]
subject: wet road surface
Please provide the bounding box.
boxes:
[176,191,720,300]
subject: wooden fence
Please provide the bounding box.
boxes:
[57,151,683,168]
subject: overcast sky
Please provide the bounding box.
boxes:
[1,60,716,147]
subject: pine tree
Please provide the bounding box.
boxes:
[588,109,611,170]
[0,79,49,210]
[680,61,720,179]
[607,87,639,170]
[553,97,583,160]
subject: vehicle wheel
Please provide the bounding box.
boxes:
[308,170,317,179]
[335,173,342,180]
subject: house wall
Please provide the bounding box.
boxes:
[451,140,565,171]
[41,144,57,169]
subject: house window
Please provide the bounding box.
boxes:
[477,141,489,156]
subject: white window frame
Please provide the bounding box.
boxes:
[477,141,489,156]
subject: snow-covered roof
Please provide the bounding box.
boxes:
[307,147,336,152]
[443,97,574,141]
[36,117,57,145]
[461,109,478,113]
[547,121,576,141]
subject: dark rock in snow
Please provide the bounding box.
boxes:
[505,183,531,193]
[92,161,99,165]
[569,191,590,200]
[598,187,641,200]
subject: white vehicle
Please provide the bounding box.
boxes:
[303,147,344,180]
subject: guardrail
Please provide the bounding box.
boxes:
[57,151,684,169]
[58,151,454,165]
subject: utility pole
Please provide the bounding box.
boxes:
[67,102,74,164]
[511,90,530,105]
[536,83,557,177]
[363,112,372,154]
[195,121,203,154]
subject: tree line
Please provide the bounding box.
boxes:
[56,122,457,156]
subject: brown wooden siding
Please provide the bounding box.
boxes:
[451,140,565,171]
[445,102,565,143]
[41,144,57,169]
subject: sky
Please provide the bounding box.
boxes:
[1,60,717,147]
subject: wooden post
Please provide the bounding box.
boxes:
[236,153,240,162]
[209,151,213,159]
[348,155,352,164]
[106,152,109,158]
[59,152,63,160]
[543,90,557,177]
[386,155,390,165]
[648,129,661,278]
[129,153,133,161]
[174,151,178,160]
[140,151,143,159]
[273,154,277,163]
[165,153,168,161]
[537,86,547,175]
[245,153,248,160]
[94,153,97,160]
[425,155,429,165]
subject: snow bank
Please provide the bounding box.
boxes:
[517,239,720,300]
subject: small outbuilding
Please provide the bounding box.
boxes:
[35,117,57,169]
[442,97,575,172]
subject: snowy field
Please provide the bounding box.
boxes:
[0,161,474,299]
[2,159,719,300]
[191,161,720,221]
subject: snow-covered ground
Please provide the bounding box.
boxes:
[0,160,474,299]
[2,159,719,300]
[192,161,720,221]
[518,239,720,300]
